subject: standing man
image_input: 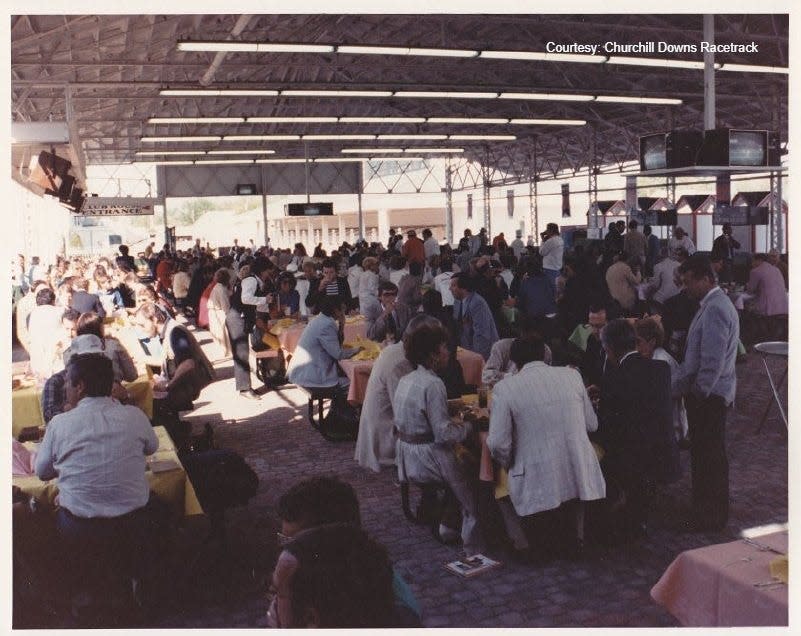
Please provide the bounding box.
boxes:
[623,220,647,270]
[510,230,526,260]
[539,223,564,291]
[401,229,426,267]
[226,258,273,400]
[422,228,440,262]
[710,223,741,284]
[673,255,739,532]
[669,227,696,257]
[450,272,498,360]
[643,225,660,278]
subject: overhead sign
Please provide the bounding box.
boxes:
[80,197,158,216]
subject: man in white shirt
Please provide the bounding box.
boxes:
[510,230,526,260]
[35,352,159,599]
[432,259,455,306]
[668,227,696,257]
[539,223,564,290]
[646,247,681,306]
[422,228,440,261]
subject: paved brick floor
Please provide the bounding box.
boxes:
[15,326,789,628]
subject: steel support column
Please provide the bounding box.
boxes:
[528,152,539,246]
[482,152,491,237]
[260,166,269,247]
[445,158,454,246]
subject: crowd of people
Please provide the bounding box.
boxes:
[11,217,789,627]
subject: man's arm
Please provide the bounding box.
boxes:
[487,383,513,468]
[693,303,736,398]
[34,424,58,480]
[240,276,266,306]
[481,340,509,385]
[471,302,498,360]
[427,379,469,445]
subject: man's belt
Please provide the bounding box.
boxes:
[395,429,435,444]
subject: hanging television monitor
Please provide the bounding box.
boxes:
[285,202,334,216]
[698,129,779,167]
[639,130,704,171]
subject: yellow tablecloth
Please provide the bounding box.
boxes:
[12,383,45,437]
[13,426,203,517]
[12,374,154,438]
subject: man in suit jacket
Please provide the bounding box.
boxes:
[597,319,679,540]
[449,272,498,360]
[710,223,741,284]
[366,281,416,343]
[70,278,106,318]
[673,255,739,531]
[287,297,360,391]
[488,334,605,557]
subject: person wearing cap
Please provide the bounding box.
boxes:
[539,223,564,291]
[510,230,526,260]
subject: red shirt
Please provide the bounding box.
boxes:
[155,260,174,291]
[401,236,426,265]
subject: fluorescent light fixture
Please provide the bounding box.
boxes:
[150,160,195,165]
[313,157,366,162]
[480,50,605,63]
[406,47,477,58]
[394,91,498,99]
[141,135,222,142]
[499,92,593,101]
[178,41,259,52]
[206,149,276,155]
[302,134,377,141]
[223,135,301,141]
[255,158,309,163]
[339,117,426,124]
[607,55,714,70]
[449,135,516,141]
[248,116,338,123]
[256,43,335,53]
[148,117,246,124]
[195,159,255,165]
[510,118,587,126]
[281,90,393,98]
[718,63,789,74]
[136,150,207,156]
[336,45,476,57]
[404,148,464,153]
[342,148,404,154]
[595,95,682,104]
[160,89,280,97]
[377,134,448,140]
[177,41,334,53]
[427,117,508,125]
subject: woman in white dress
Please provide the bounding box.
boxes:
[207,268,232,359]
[634,317,689,443]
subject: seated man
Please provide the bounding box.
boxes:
[743,252,789,343]
[287,296,360,392]
[488,334,605,560]
[135,301,216,413]
[268,523,400,628]
[481,314,553,385]
[354,314,439,472]
[276,476,421,626]
[365,281,415,344]
[305,258,352,314]
[450,271,499,361]
[34,352,159,600]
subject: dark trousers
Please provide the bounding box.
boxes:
[686,393,729,528]
[225,308,252,392]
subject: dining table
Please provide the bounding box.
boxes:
[269,314,368,355]
[338,346,485,405]
[650,530,788,627]
[12,426,204,518]
[12,372,154,439]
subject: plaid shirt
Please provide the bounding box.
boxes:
[41,369,67,424]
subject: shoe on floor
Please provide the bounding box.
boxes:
[239,389,261,400]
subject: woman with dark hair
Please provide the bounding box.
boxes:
[393,324,483,554]
[72,311,138,383]
[276,272,300,319]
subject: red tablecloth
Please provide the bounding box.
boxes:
[650,531,788,627]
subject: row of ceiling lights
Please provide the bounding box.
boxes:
[139,155,447,166]
[176,40,788,74]
[147,115,586,125]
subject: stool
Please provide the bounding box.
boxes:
[254,349,284,386]
[399,480,455,544]
[299,385,340,431]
